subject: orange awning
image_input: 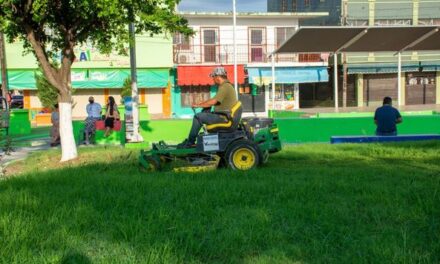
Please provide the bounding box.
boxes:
[177,65,245,86]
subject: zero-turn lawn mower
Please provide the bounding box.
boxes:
[139,101,282,172]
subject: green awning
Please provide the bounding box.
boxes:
[138,69,170,88]
[6,71,37,89]
[2,68,170,90]
[347,62,440,74]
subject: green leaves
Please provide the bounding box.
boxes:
[35,65,59,109]
[0,0,192,60]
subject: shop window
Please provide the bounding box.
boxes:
[180,86,211,107]
[269,84,295,101]
[406,74,436,85]
[239,84,262,95]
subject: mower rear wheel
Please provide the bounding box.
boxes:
[225,139,260,170]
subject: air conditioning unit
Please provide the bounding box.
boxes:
[179,54,189,64]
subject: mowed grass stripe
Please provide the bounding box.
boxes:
[0,142,439,263]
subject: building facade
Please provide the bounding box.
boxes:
[172,12,330,118]
[0,34,174,122]
[344,0,440,107]
[269,0,440,108]
[267,0,341,25]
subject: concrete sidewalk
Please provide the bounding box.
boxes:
[0,138,52,166]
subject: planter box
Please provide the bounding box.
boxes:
[35,113,52,126]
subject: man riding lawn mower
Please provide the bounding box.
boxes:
[139,67,282,172]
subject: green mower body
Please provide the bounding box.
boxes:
[139,117,282,171]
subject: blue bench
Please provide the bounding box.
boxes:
[331,134,440,144]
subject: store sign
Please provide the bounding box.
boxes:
[54,43,130,67]
[71,72,86,82]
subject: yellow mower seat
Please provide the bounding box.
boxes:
[206,101,243,132]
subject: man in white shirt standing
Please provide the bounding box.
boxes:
[84,96,102,145]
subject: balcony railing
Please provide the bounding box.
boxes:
[173,44,327,65]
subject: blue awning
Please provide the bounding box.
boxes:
[347,62,440,74]
[247,67,329,85]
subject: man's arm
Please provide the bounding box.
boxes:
[396,110,402,124]
[374,110,378,125]
[192,98,218,108]
[86,104,91,116]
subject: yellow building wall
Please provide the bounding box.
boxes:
[146,89,163,115]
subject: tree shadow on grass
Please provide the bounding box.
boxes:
[60,250,92,264]
[1,144,439,263]
[140,120,153,133]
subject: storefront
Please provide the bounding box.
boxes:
[246,66,329,111]
[2,68,172,121]
[173,65,245,118]
[348,63,440,107]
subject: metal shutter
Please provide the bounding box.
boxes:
[405,73,436,105]
[364,74,398,106]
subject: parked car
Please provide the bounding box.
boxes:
[10,95,24,109]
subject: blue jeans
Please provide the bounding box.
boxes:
[188,112,226,143]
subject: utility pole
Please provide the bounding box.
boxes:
[0,32,8,104]
[128,22,143,143]
[341,0,348,108]
[232,0,238,96]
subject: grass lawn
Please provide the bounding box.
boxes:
[1,142,440,263]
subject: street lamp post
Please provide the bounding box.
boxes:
[129,22,143,142]
[233,0,238,96]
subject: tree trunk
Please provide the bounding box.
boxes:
[24,26,78,162]
[0,33,8,101]
[59,93,77,162]
[58,45,77,162]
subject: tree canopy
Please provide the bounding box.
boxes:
[0,0,192,162]
[0,0,192,98]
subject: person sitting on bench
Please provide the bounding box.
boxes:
[84,96,102,145]
[374,96,402,136]
[179,67,238,148]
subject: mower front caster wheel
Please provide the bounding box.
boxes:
[140,155,161,172]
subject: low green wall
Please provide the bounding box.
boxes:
[9,109,31,136]
[134,114,440,145]
[140,119,191,144]
[73,120,125,145]
[314,110,437,118]
[269,110,305,118]
[276,115,440,143]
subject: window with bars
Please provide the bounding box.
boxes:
[173,33,191,50]
[249,28,266,62]
[180,86,211,107]
[202,28,219,63]
[276,27,295,47]
[304,0,311,8]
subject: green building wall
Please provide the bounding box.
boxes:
[3,34,173,70]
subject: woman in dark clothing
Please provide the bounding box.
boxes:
[104,96,120,137]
